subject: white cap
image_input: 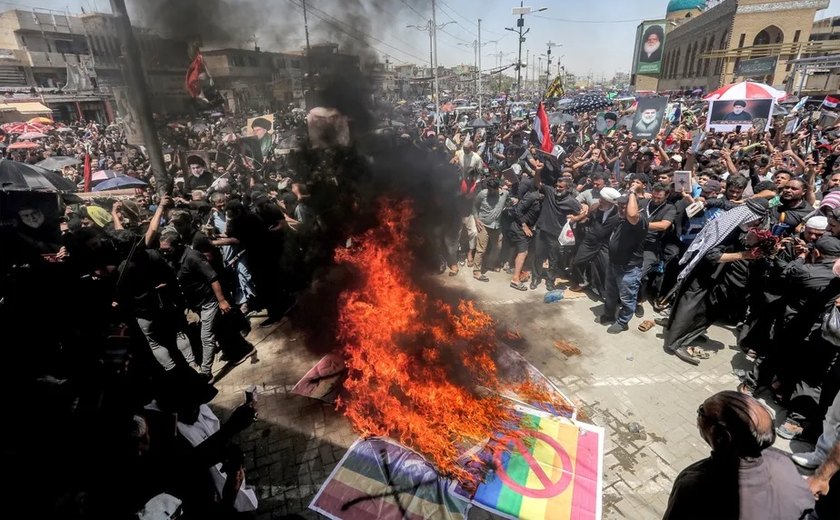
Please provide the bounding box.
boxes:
[671,154,683,163]
[600,187,621,203]
[805,215,828,231]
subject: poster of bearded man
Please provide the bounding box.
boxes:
[635,21,666,75]
[631,97,668,140]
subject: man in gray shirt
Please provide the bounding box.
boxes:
[472,177,508,281]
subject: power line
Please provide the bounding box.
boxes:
[285,0,426,63]
[397,0,428,22]
[436,0,505,37]
[532,13,659,24]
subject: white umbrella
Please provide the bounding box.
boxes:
[703,81,786,102]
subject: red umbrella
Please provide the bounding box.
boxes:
[7,141,39,150]
[1,122,50,135]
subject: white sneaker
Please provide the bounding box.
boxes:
[791,451,823,469]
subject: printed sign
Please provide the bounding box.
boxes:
[706,99,773,133]
[112,86,145,146]
[631,97,668,140]
[735,56,777,78]
[454,407,604,520]
[635,21,666,75]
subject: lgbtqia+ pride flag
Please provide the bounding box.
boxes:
[455,408,604,520]
[310,437,469,520]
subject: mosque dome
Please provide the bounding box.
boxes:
[666,0,706,14]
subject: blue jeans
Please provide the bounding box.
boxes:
[604,264,643,327]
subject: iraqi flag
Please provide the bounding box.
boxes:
[532,101,554,153]
[824,95,840,109]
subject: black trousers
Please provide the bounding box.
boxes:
[534,230,562,282]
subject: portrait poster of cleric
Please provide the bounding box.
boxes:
[242,113,275,165]
[631,97,668,140]
[706,99,773,133]
[636,22,666,75]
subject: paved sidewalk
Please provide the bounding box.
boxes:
[209,270,793,520]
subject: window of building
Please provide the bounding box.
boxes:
[793,30,801,43]
[738,33,746,48]
[754,26,783,46]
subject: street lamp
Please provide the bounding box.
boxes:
[506,3,548,99]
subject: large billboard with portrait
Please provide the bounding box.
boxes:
[631,96,668,140]
[706,99,773,133]
[635,21,666,75]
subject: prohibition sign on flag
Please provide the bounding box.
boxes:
[494,431,574,499]
[455,408,605,520]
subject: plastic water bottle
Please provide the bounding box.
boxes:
[544,290,565,304]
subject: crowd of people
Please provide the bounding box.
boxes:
[2,88,840,518]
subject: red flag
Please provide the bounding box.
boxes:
[536,101,553,153]
[185,53,204,98]
[83,152,91,192]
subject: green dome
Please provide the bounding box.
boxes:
[666,0,706,13]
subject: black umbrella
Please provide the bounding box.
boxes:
[36,156,81,171]
[0,159,77,192]
[468,118,492,128]
[566,94,612,115]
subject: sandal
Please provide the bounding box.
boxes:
[448,268,459,277]
[668,346,701,366]
[737,382,755,396]
[638,320,655,332]
[473,274,490,282]
[686,347,710,359]
[776,420,804,440]
[510,281,528,291]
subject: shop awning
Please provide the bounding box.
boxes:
[0,101,53,114]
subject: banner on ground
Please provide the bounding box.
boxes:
[454,407,604,520]
[706,99,773,133]
[292,352,346,403]
[310,437,470,520]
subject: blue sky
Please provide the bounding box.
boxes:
[6,0,840,78]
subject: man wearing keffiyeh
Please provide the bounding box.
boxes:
[664,199,770,365]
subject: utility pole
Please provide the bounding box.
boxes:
[302,0,313,107]
[407,17,454,110]
[109,0,166,193]
[432,0,440,133]
[545,41,560,91]
[478,18,482,114]
[525,48,529,89]
[506,2,547,100]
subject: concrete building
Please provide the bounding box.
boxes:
[656,0,832,93]
[203,48,304,113]
[631,0,835,94]
[0,8,193,121]
[789,16,840,94]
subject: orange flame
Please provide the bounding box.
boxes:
[335,199,568,484]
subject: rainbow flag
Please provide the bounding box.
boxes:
[460,409,603,520]
[310,437,469,520]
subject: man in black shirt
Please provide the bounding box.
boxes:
[531,164,584,291]
[638,183,677,315]
[509,188,542,291]
[603,192,649,333]
[160,231,231,378]
[771,178,814,233]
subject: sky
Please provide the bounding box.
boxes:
[6,0,840,78]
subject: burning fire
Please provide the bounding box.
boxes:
[334,199,569,484]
